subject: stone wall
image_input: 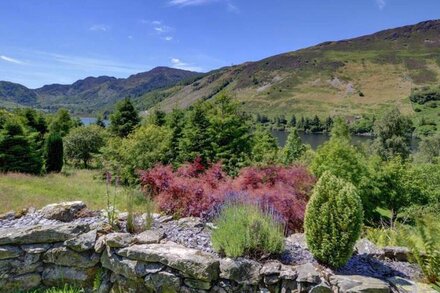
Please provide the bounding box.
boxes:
[0,202,435,293]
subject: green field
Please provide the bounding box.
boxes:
[0,169,146,214]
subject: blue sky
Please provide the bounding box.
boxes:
[0,0,439,88]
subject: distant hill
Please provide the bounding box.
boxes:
[137,20,439,135]
[0,67,201,114]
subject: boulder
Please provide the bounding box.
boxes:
[330,274,390,293]
[0,223,90,245]
[382,246,411,262]
[184,278,212,290]
[387,276,437,293]
[0,253,42,275]
[42,265,97,288]
[286,233,308,249]
[177,217,204,228]
[145,271,181,292]
[296,263,321,284]
[355,239,384,257]
[0,245,23,260]
[64,229,97,252]
[105,232,134,248]
[219,257,262,285]
[118,243,219,282]
[39,201,86,221]
[310,283,332,293]
[134,230,165,244]
[101,250,151,279]
[21,243,51,254]
[0,273,41,293]
[94,235,107,253]
[43,246,100,268]
[261,261,282,286]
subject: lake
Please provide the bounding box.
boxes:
[80,117,109,126]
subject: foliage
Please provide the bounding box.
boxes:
[139,161,314,233]
[281,127,306,165]
[0,119,42,174]
[372,107,413,160]
[44,132,64,173]
[415,134,440,163]
[95,114,106,128]
[212,204,284,258]
[49,108,76,137]
[64,125,106,168]
[26,284,84,293]
[251,126,278,164]
[410,86,440,104]
[109,98,140,137]
[305,171,363,268]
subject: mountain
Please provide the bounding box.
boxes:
[0,67,201,114]
[142,20,440,125]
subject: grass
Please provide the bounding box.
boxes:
[23,285,83,293]
[0,168,148,214]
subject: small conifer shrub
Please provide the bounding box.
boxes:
[45,132,64,173]
[305,171,363,268]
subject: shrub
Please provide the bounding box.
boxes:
[211,204,284,258]
[305,171,363,268]
[44,132,64,173]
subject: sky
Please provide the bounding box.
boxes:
[0,0,439,88]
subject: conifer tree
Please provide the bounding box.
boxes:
[44,132,64,173]
[281,127,305,164]
[110,98,140,137]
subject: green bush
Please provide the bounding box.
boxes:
[44,132,64,173]
[212,204,284,258]
[305,171,363,268]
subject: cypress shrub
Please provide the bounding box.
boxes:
[45,132,64,173]
[305,171,363,268]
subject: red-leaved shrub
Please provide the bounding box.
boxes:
[139,159,315,233]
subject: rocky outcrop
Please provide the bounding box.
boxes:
[0,202,426,292]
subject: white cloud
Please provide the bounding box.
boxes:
[170,58,202,72]
[164,36,173,41]
[0,55,24,64]
[168,0,219,6]
[89,24,110,32]
[376,0,386,10]
[227,2,239,13]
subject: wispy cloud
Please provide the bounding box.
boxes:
[0,55,24,65]
[163,36,173,41]
[375,0,386,10]
[142,20,176,41]
[168,0,219,7]
[89,24,110,32]
[170,58,202,72]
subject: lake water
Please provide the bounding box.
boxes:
[271,130,419,151]
[80,117,109,126]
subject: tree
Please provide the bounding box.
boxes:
[64,125,105,168]
[44,132,63,173]
[289,115,297,127]
[148,109,167,127]
[166,108,185,162]
[373,107,413,160]
[305,171,363,268]
[110,98,140,137]
[281,127,305,164]
[95,114,106,128]
[49,108,75,137]
[415,134,440,163]
[0,120,42,174]
[251,126,278,164]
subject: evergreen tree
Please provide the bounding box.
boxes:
[95,114,106,128]
[110,98,140,137]
[166,108,185,162]
[148,109,167,127]
[0,120,42,174]
[251,126,278,164]
[281,127,305,164]
[324,116,333,132]
[44,132,64,173]
[49,108,74,137]
[289,115,297,127]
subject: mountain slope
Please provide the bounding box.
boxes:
[148,20,440,122]
[0,81,38,108]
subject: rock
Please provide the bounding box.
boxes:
[145,271,181,291]
[286,233,308,249]
[0,253,42,275]
[97,270,112,293]
[21,243,51,254]
[219,257,262,285]
[43,246,100,268]
[101,250,150,279]
[296,263,321,284]
[39,201,86,221]
[95,235,107,253]
[0,273,41,292]
[0,245,22,259]
[105,232,134,248]
[110,274,147,293]
[178,217,204,228]
[42,265,97,288]
[184,278,212,290]
[261,261,282,286]
[387,276,437,293]
[134,230,164,244]
[157,215,173,223]
[0,211,15,221]
[0,223,90,244]
[65,229,97,252]
[355,239,384,257]
[383,246,411,262]
[118,243,219,282]
[144,262,165,274]
[330,274,390,293]
[310,283,332,293]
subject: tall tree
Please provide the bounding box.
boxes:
[44,132,64,173]
[110,98,140,137]
[64,125,105,168]
[373,107,413,160]
[251,126,278,164]
[49,108,75,137]
[0,120,42,174]
[95,114,106,128]
[281,127,305,165]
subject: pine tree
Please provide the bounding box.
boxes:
[251,126,278,164]
[281,127,305,164]
[289,115,297,127]
[0,120,42,174]
[45,132,64,173]
[95,114,106,128]
[110,98,140,137]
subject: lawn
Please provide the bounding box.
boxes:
[0,169,147,214]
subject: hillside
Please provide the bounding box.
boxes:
[0,67,201,114]
[142,20,440,131]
